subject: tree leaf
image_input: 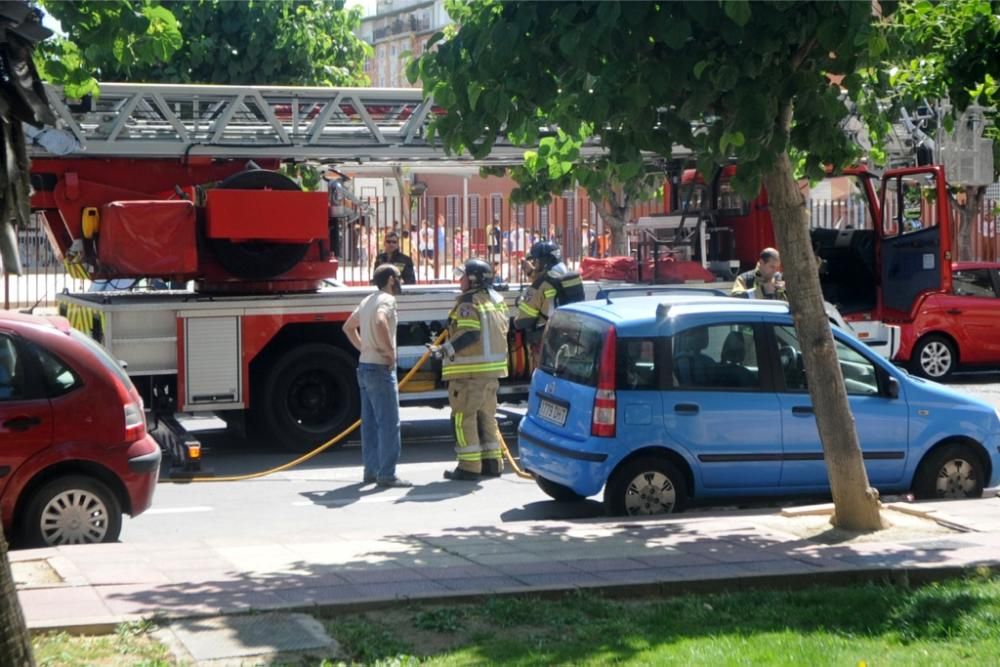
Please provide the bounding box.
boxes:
[723,0,751,28]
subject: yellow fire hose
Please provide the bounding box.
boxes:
[162,329,533,483]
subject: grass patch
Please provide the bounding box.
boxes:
[30,573,1000,665]
[32,620,176,666]
[325,571,1000,665]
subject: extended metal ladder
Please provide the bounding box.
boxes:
[37,82,558,163]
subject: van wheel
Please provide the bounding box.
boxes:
[913,443,985,500]
[261,344,360,453]
[535,476,585,502]
[21,475,122,547]
[910,335,956,380]
[605,456,687,516]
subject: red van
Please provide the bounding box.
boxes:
[0,311,159,547]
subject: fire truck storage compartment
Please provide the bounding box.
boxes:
[204,189,328,241]
[97,200,198,276]
[811,227,877,315]
[183,315,243,409]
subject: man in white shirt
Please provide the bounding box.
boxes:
[344,264,412,487]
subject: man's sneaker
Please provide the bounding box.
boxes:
[443,467,480,481]
[376,477,413,488]
[363,475,376,484]
[481,459,503,477]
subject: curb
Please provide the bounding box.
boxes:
[27,562,1000,635]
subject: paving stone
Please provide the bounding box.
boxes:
[493,561,580,576]
[165,613,339,662]
[350,579,451,599]
[419,564,497,580]
[438,576,527,592]
[466,552,553,566]
[567,557,650,573]
[512,572,597,588]
[594,568,686,584]
[273,584,364,606]
[631,553,717,568]
[338,567,426,584]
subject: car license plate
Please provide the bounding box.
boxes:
[538,399,568,426]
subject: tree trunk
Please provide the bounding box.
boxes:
[0,530,34,667]
[762,104,884,532]
[955,185,985,262]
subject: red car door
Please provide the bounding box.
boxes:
[0,333,53,499]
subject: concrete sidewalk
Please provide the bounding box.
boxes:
[13,497,1000,636]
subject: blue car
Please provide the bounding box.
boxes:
[518,295,1000,516]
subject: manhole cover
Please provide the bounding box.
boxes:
[11,560,63,588]
[165,613,339,662]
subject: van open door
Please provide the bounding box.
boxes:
[878,166,952,316]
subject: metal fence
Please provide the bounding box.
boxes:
[5,196,998,310]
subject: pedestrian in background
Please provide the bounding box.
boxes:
[373,230,416,284]
[343,264,412,488]
[732,247,787,301]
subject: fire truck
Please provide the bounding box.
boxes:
[631,162,960,362]
[27,83,611,460]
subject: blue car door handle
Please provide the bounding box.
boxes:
[674,403,700,415]
[791,405,814,416]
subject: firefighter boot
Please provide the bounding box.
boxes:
[444,467,480,481]
[481,457,503,477]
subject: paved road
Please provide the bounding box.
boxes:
[122,375,1000,545]
[121,405,604,545]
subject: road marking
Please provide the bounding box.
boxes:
[145,506,214,515]
[292,492,462,507]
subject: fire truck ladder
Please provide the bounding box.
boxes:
[36,82,576,163]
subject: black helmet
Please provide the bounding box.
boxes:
[529,240,562,268]
[459,257,493,288]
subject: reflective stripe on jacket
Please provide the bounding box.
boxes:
[443,288,510,380]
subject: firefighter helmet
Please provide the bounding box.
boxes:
[460,258,493,288]
[528,240,562,269]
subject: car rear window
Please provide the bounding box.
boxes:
[69,328,134,388]
[539,311,609,387]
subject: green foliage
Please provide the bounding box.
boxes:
[411,1,878,201]
[38,0,371,88]
[871,0,1000,180]
[36,1,183,98]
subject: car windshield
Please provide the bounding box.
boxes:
[539,311,608,387]
[68,328,135,389]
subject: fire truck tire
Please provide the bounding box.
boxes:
[209,168,311,280]
[261,344,360,452]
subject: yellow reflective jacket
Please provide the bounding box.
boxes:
[443,288,510,380]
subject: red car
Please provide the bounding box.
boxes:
[0,311,160,547]
[897,262,1000,380]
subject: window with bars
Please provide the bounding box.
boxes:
[491,194,503,225]
[539,204,549,238]
[446,196,460,228]
[470,196,480,228]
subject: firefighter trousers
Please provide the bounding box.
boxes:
[447,377,502,473]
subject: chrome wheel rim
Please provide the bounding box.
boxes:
[935,458,977,498]
[919,341,952,378]
[624,471,676,515]
[40,489,111,545]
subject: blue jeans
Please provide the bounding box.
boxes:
[357,363,401,481]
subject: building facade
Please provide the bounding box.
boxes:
[357,0,450,88]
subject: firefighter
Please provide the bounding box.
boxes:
[513,240,585,364]
[428,258,509,480]
[731,247,787,301]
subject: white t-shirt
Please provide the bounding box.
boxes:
[354,291,397,365]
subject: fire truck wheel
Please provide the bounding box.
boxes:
[209,168,311,280]
[262,344,360,452]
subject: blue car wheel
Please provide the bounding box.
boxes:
[606,456,687,516]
